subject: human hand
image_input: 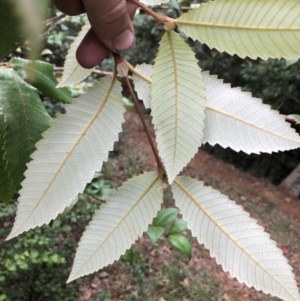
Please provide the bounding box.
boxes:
[54,0,137,68]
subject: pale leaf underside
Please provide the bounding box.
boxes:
[133,65,300,154]
[68,172,163,282]
[57,22,93,88]
[202,72,300,154]
[133,63,153,109]
[7,76,125,239]
[172,176,300,301]
[176,0,300,59]
[151,31,206,184]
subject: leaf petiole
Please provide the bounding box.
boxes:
[129,0,176,31]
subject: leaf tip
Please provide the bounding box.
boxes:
[5,229,18,241]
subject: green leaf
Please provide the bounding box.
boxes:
[0,67,51,196]
[168,0,180,11]
[176,0,300,60]
[122,97,134,107]
[7,75,125,240]
[147,226,165,244]
[121,249,134,264]
[0,1,24,58]
[172,176,300,301]
[154,208,179,227]
[169,219,187,234]
[68,172,164,282]
[151,31,206,183]
[11,58,71,104]
[0,114,15,204]
[168,234,191,259]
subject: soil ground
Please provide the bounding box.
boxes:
[81,110,300,301]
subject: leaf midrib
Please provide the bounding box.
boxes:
[70,175,160,281]
[174,178,297,300]
[175,19,300,31]
[168,32,179,174]
[205,103,300,143]
[131,69,299,144]
[11,74,117,237]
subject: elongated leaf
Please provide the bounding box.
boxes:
[151,31,206,184]
[176,0,300,60]
[121,249,134,264]
[154,207,178,226]
[170,219,187,234]
[11,58,71,104]
[57,22,94,88]
[202,72,300,154]
[0,114,15,204]
[172,176,300,301]
[7,75,125,240]
[147,226,165,245]
[0,67,51,197]
[0,1,24,58]
[168,234,191,259]
[68,172,163,282]
[133,63,153,109]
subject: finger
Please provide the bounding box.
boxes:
[76,2,137,68]
[76,29,109,69]
[54,0,85,16]
[82,0,135,52]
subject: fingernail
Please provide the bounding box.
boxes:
[113,29,135,52]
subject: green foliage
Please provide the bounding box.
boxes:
[147,208,192,258]
[170,219,188,234]
[0,203,78,300]
[0,172,112,300]
[147,226,165,244]
[241,59,300,113]
[11,58,71,104]
[168,234,191,259]
[0,67,52,203]
[83,172,116,201]
[121,249,134,264]
[154,208,179,227]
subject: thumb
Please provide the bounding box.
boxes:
[82,0,135,53]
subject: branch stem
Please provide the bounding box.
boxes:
[124,61,152,83]
[129,0,175,31]
[124,76,166,180]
